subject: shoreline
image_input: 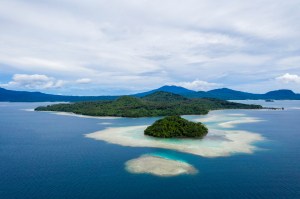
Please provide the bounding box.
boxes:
[34,107,266,119]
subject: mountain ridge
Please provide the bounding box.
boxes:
[1,86,300,102]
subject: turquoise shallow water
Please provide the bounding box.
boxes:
[0,101,300,199]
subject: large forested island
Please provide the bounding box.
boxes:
[35,91,262,117]
[144,116,208,138]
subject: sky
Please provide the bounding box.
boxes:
[0,0,300,95]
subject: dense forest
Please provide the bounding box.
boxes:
[35,91,262,117]
[144,116,208,138]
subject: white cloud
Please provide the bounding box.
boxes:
[276,73,300,84]
[2,74,65,89]
[76,78,92,84]
[0,0,300,94]
[173,80,220,91]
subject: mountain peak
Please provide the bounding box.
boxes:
[208,88,240,93]
[134,85,195,97]
[157,85,195,93]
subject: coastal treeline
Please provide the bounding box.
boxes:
[35,91,262,117]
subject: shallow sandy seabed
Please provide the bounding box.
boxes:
[289,107,300,110]
[21,108,35,111]
[218,117,264,128]
[86,118,264,158]
[85,113,265,176]
[125,155,197,177]
[98,122,113,125]
[191,113,262,125]
[46,110,265,176]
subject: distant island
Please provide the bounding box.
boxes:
[144,116,208,138]
[35,91,262,117]
[1,85,300,102]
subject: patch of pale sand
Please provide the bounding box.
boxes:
[189,113,263,129]
[288,107,300,110]
[21,108,35,112]
[190,113,244,123]
[85,125,264,158]
[98,122,112,125]
[218,117,264,128]
[48,111,120,119]
[125,155,197,177]
[192,114,226,123]
[227,113,247,116]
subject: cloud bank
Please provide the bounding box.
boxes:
[173,80,220,91]
[2,74,65,89]
[0,0,300,94]
[76,78,92,84]
[276,73,300,84]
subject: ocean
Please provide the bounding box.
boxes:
[0,101,299,199]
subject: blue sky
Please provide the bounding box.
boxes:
[0,0,300,95]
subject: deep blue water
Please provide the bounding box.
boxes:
[0,101,300,199]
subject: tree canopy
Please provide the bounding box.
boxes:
[35,91,262,117]
[144,116,208,138]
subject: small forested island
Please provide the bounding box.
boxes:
[35,91,262,117]
[144,116,208,138]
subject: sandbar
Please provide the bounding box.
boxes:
[86,125,264,158]
[125,155,197,177]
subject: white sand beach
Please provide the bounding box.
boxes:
[50,111,120,119]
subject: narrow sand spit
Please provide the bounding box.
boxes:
[125,155,197,177]
[218,117,263,128]
[50,112,120,119]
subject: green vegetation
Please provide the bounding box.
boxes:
[35,91,262,117]
[144,116,208,138]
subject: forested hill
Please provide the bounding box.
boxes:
[35,91,262,117]
[144,115,208,138]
